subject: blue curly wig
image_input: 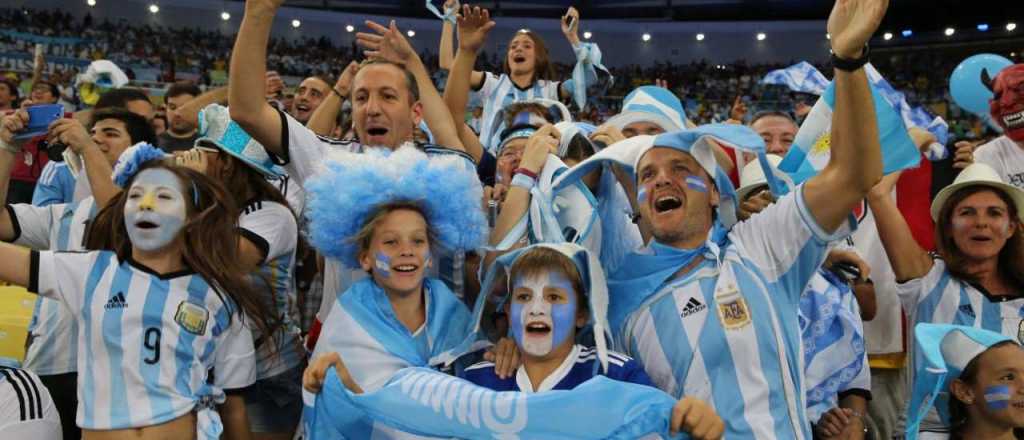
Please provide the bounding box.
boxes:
[111,142,169,187]
[304,146,488,268]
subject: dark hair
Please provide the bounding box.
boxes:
[502,31,555,83]
[165,80,201,100]
[750,110,796,126]
[936,185,1024,289]
[91,107,158,145]
[0,78,19,100]
[948,341,1023,440]
[562,132,596,163]
[203,140,293,215]
[307,75,334,90]
[33,80,59,100]
[356,60,419,102]
[508,246,587,313]
[95,87,151,110]
[501,102,551,128]
[84,161,275,342]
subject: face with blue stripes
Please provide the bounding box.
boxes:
[124,168,188,252]
[508,270,582,359]
[636,147,719,249]
[951,343,1024,426]
[360,208,432,299]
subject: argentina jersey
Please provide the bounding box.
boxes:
[28,250,256,429]
[897,257,1024,433]
[461,345,652,393]
[619,187,843,440]
[7,197,97,375]
[474,72,561,154]
[238,199,305,379]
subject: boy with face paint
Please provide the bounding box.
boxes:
[460,244,726,439]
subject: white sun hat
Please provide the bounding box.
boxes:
[930,163,1024,221]
[736,154,784,202]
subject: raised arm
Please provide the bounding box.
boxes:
[438,0,458,71]
[177,86,229,129]
[47,118,119,207]
[0,110,27,241]
[802,0,888,233]
[307,62,358,137]
[442,5,495,162]
[866,170,933,281]
[228,0,285,154]
[357,20,464,152]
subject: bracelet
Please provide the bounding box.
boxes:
[513,167,538,180]
[331,87,347,99]
[510,173,536,190]
[831,44,870,72]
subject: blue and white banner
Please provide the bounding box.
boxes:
[762,61,830,96]
[0,30,86,46]
[303,366,687,439]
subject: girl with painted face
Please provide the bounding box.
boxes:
[440,5,611,157]
[458,243,725,439]
[869,162,1024,437]
[907,324,1024,440]
[176,104,305,440]
[0,160,275,440]
[300,146,488,437]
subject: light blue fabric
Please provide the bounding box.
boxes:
[425,0,457,23]
[761,61,830,95]
[567,42,612,112]
[197,104,285,177]
[604,86,688,132]
[32,161,76,206]
[906,323,1013,440]
[110,142,170,187]
[303,366,686,440]
[779,80,921,186]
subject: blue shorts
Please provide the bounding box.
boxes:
[243,363,305,433]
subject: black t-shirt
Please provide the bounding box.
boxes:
[157,132,199,153]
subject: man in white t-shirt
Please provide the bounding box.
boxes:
[956,64,1024,187]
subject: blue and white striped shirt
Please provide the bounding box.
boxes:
[475,72,562,154]
[29,250,256,430]
[897,258,1024,434]
[31,162,76,207]
[619,187,844,440]
[7,197,97,375]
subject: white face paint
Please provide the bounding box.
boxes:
[510,271,577,358]
[124,168,188,252]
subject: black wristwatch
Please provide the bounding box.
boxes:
[831,44,870,72]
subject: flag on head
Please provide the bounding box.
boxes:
[604,85,689,133]
[778,80,921,186]
[905,324,1014,440]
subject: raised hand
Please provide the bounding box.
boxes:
[519,124,560,174]
[264,70,284,100]
[561,7,581,45]
[952,140,978,169]
[0,110,29,148]
[357,20,417,66]
[457,5,496,53]
[827,0,889,59]
[334,61,360,97]
[729,95,748,122]
[246,0,286,11]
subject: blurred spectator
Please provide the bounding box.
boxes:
[158,80,200,152]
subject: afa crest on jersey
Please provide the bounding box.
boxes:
[174,301,209,335]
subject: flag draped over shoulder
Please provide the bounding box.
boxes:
[304,366,687,440]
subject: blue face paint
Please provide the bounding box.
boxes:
[685,175,708,193]
[374,252,392,279]
[124,168,187,252]
[985,385,1012,411]
[509,271,579,357]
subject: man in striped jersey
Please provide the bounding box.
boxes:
[0,107,157,439]
[230,0,474,350]
[0,365,61,439]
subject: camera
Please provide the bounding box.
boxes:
[39,140,68,162]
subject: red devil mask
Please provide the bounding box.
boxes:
[988,64,1024,142]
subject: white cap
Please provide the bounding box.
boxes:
[930,163,1024,221]
[736,154,783,202]
[940,329,990,372]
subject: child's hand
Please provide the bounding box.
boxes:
[670,397,725,439]
[302,352,364,394]
[482,337,521,379]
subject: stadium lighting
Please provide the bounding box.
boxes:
[977,23,989,31]
[825,33,830,40]
[696,33,705,41]
[291,19,301,28]
[883,32,893,40]
[148,4,159,14]
[901,29,913,37]
[944,27,955,36]
[86,0,96,6]
[220,11,230,21]
[583,31,592,39]
[642,33,651,42]
[407,30,416,37]
[756,32,766,41]
[1009,22,1018,32]
[346,25,355,33]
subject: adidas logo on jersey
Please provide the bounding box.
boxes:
[680,297,706,317]
[958,304,975,318]
[105,292,127,310]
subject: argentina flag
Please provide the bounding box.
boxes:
[762,61,830,95]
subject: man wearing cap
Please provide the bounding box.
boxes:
[552,1,888,437]
[230,0,473,350]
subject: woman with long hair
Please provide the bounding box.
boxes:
[175,104,305,440]
[869,158,1024,437]
[0,160,273,439]
[906,324,1024,440]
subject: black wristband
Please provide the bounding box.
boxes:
[831,44,870,72]
[332,87,347,99]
